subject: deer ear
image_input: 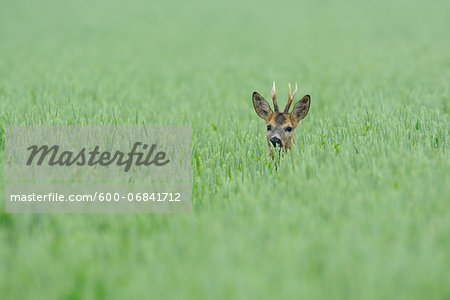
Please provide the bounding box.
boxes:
[292,95,311,122]
[252,92,273,120]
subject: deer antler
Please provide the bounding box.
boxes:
[284,83,298,113]
[271,81,279,112]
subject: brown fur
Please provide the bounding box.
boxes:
[252,87,311,159]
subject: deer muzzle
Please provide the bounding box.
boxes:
[269,137,282,148]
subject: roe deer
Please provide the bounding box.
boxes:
[252,82,311,159]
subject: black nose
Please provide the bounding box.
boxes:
[270,137,282,147]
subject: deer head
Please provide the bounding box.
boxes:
[252,82,311,159]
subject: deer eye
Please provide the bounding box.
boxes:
[285,126,293,132]
[267,125,272,131]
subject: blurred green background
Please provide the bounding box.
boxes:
[0,0,449,299]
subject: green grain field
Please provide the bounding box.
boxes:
[0,0,449,299]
